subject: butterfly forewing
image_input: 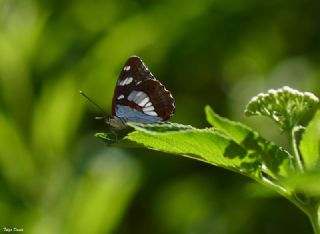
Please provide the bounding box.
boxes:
[111,56,175,123]
[119,56,155,82]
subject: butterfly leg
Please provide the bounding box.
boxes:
[110,128,118,142]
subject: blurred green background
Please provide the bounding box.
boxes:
[0,0,319,233]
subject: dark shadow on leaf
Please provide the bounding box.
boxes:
[223,141,247,159]
[240,131,289,177]
[240,160,261,175]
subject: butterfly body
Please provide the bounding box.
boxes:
[106,56,175,129]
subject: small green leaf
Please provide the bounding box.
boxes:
[205,105,292,179]
[245,86,319,131]
[95,133,115,145]
[299,109,320,170]
[95,125,141,147]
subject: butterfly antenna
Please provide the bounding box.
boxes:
[79,90,107,116]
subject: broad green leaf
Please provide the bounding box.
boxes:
[96,122,194,147]
[96,109,297,198]
[245,86,319,131]
[205,105,292,179]
[125,123,260,177]
[299,109,320,170]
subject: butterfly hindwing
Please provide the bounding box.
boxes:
[134,79,175,121]
[111,56,175,123]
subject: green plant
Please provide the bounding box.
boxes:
[97,86,320,233]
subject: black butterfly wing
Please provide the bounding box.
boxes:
[111,56,175,121]
[134,79,175,121]
[119,56,155,82]
[112,56,153,116]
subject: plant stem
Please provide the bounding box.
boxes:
[289,126,304,173]
[308,202,320,234]
[288,127,320,233]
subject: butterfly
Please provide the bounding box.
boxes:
[103,56,175,129]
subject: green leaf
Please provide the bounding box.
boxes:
[95,132,142,148]
[205,105,292,179]
[125,122,259,177]
[245,86,319,131]
[95,122,194,147]
[299,109,320,170]
[96,107,296,198]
